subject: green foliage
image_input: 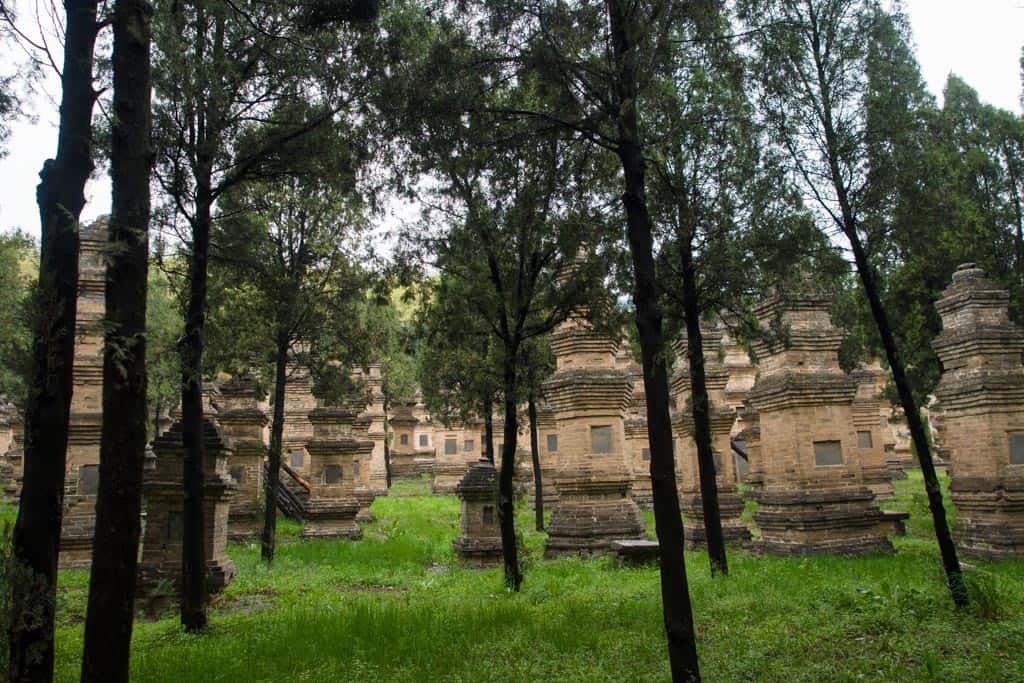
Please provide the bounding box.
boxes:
[0,230,35,405]
[145,265,182,434]
[0,520,52,675]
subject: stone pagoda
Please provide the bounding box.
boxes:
[671,328,750,547]
[432,418,476,494]
[354,364,389,499]
[542,288,646,557]
[453,457,503,566]
[621,360,653,509]
[302,401,365,539]
[932,264,1024,559]
[388,404,422,480]
[851,361,895,500]
[137,418,237,597]
[351,411,377,522]
[747,287,891,556]
[281,351,317,475]
[62,219,108,568]
[217,375,268,540]
[411,397,436,475]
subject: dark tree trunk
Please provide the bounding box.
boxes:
[80,0,153,679]
[606,2,701,680]
[383,398,392,488]
[527,389,544,532]
[679,234,727,576]
[179,185,212,632]
[846,228,968,606]
[262,337,289,563]
[498,352,522,591]
[483,396,495,463]
[8,2,100,680]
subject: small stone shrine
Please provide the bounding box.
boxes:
[217,375,268,540]
[302,400,365,539]
[137,417,237,597]
[452,457,503,566]
[932,264,1024,559]
[62,219,108,568]
[747,286,891,555]
[542,280,646,557]
[671,329,750,547]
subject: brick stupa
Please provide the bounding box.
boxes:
[933,264,1024,559]
[542,291,645,557]
[301,401,365,539]
[747,288,891,556]
[217,375,268,540]
[671,328,750,547]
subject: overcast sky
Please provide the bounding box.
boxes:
[0,0,1021,238]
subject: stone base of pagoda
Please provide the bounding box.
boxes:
[452,536,503,567]
[680,488,751,548]
[354,487,377,522]
[952,477,1024,560]
[544,476,646,557]
[432,462,471,495]
[415,454,435,476]
[301,498,362,540]
[228,502,264,542]
[137,557,237,602]
[389,452,420,481]
[752,487,892,556]
[863,465,895,501]
[630,478,653,509]
[59,497,97,569]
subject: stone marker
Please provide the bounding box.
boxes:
[137,418,237,598]
[302,401,365,539]
[217,375,268,540]
[453,457,503,566]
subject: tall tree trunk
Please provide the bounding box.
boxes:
[80,0,153,679]
[498,351,522,591]
[846,227,968,606]
[606,2,701,680]
[179,185,212,632]
[483,395,495,463]
[261,337,289,563]
[528,389,544,532]
[8,2,100,680]
[679,232,727,576]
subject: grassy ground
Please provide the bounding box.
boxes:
[19,472,1024,681]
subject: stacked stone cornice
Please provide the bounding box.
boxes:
[932,264,1024,559]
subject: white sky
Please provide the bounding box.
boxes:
[0,0,1021,238]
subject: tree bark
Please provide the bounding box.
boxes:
[261,337,289,563]
[179,184,212,632]
[80,0,153,679]
[679,233,727,576]
[606,2,701,680]
[528,389,544,532]
[8,2,100,680]
[498,352,522,591]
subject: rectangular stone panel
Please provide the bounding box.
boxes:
[814,440,843,467]
[463,438,475,452]
[642,448,651,461]
[445,438,458,455]
[591,426,612,454]
[419,434,428,447]
[400,434,409,446]
[547,434,558,452]
[290,450,304,467]
[229,466,246,484]
[1010,433,1024,465]
[483,505,495,525]
[77,464,99,495]
[324,465,342,484]
[858,431,873,449]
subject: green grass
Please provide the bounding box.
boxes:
[26,473,1024,681]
